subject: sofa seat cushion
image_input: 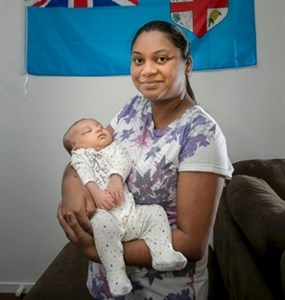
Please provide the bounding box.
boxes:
[226,175,285,257]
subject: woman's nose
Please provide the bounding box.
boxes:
[142,61,157,76]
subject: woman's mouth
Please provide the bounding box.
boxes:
[141,81,161,89]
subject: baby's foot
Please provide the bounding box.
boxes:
[152,250,187,271]
[106,271,132,296]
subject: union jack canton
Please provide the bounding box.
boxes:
[29,0,139,8]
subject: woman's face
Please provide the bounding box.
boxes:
[131,31,190,102]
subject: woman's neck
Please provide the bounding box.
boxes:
[151,94,195,130]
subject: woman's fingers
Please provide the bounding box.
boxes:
[85,197,96,218]
[57,203,77,243]
[75,209,93,234]
[57,203,92,245]
[66,212,88,242]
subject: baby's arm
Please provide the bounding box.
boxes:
[106,143,132,205]
[71,150,116,210]
[106,174,124,206]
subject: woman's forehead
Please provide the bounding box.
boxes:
[132,31,177,54]
[134,31,168,44]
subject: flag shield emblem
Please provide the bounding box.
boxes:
[170,0,229,38]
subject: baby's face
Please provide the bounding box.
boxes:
[70,119,112,151]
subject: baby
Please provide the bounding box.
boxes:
[63,118,187,297]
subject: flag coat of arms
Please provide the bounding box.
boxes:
[26,0,257,76]
[170,0,229,38]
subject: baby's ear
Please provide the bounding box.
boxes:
[69,143,77,155]
[72,140,78,149]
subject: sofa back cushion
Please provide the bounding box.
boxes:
[232,159,285,199]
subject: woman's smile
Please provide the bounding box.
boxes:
[140,80,162,89]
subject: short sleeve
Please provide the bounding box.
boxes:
[178,108,233,179]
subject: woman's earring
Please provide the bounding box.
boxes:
[185,67,191,75]
[186,56,193,75]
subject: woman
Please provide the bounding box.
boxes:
[58,20,233,299]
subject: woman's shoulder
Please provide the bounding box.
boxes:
[186,105,216,121]
[110,95,144,132]
[121,94,148,114]
[111,95,149,126]
[178,105,218,130]
[176,105,227,146]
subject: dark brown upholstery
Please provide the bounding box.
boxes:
[281,251,285,298]
[214,159,285,300]
[24,243,93,300]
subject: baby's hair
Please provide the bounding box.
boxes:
[63,118,89,155]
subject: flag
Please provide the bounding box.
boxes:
[26,0,257,76]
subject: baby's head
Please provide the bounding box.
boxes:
[63,118,112,154]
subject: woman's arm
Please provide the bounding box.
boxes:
[60,164,96,233]
[58,170,224,266]
[173,171,224,261]
[124,171,224,264]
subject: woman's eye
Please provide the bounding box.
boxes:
[132,57,144,65]
[157,56,169,63]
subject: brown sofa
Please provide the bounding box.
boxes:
[214,159,285,300]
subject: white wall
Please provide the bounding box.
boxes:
[0,0,284,293]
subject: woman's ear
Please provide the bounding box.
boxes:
[185,56,193,75]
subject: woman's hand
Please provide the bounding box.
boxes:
[61,164,96,233]
[57,203,100,262]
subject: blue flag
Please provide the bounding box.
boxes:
[26,0,257,76]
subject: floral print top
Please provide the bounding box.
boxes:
[87,95,233,299]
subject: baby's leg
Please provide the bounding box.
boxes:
[91,209,132,296]
[138,205,187,271]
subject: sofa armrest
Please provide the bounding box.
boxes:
[24,242,94,300]
[214,191,274,300]
[226,175,285,298]
[226,175,285,256]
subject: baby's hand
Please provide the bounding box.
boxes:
[106,174,124,206]
[93,189,116,210]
